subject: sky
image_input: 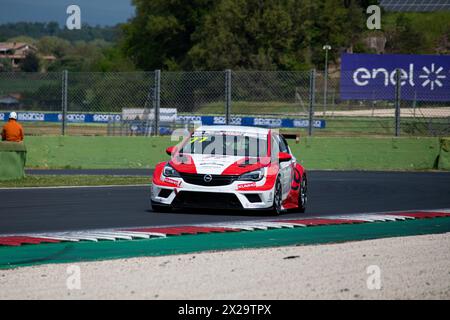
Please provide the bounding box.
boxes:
[0,0,135,26]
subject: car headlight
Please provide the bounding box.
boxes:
[162,163,180,178]
[237,168,264,181]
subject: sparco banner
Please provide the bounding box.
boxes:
[340,53,450,101]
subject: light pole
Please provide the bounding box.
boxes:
[322,44,331,116]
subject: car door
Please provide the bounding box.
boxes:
[275,134,293,199]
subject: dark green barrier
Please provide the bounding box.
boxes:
[438,138,450,170]
[0,142,27,180]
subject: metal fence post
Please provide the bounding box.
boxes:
[61,70,68,136]
[394,68,401,137]
[154,70,161,136]
[225,69,232,125]
[308,69,316,136]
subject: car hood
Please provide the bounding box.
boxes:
[170,154,269,175]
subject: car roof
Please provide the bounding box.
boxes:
[195,125,270,136]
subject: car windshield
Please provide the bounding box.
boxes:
[181,133,268,157]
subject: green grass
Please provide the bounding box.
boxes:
[0,175,151,188]
[290,137,440,170]
[21,136,444,171]
[24,136,174,169]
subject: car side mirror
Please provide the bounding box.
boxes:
[278,152,292,162]
[166,146,176,156]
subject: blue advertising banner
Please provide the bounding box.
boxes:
[176,116,326,129]
[341,53,450,101]
[0,112,122,123]
[0,112,326,129]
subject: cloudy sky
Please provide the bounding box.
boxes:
[0,0,135,26]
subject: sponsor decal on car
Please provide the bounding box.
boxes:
[237,182,257,190]
[164,177,182,187]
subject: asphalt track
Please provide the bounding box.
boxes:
[1,171,450,235]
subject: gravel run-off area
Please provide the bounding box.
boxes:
[1,232,449,300]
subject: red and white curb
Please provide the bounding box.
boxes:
[1,209,450,247]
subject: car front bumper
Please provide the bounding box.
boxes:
[151,179,276,210]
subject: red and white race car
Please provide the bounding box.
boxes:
[151,126,307,214]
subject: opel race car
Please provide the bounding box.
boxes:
[151,126,307,214]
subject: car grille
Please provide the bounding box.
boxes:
[172,191,243,209]
[179,173,238,186]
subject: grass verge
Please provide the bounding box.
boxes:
[22,136,443,171]
[25,136,173,169]
[0,175,151,188]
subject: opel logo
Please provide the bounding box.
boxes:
[203,174,213,183]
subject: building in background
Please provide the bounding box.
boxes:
[0,42,55,71]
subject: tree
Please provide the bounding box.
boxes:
[436,25,450,54]
[344,0,380,8]
[188,0,367,71]
[0,22,120,43]
[94,46,137,71]
[121,0,215,70]
[37,36,71,58]
[0,58,13,72]
[20,52,40,72]
[385,14,426,54]
[6,36,37,45]
[189,0,296,70]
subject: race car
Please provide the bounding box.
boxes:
[151,125,307,214]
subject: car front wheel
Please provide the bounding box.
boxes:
[271,177,283,215]
[297,175,307,213]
